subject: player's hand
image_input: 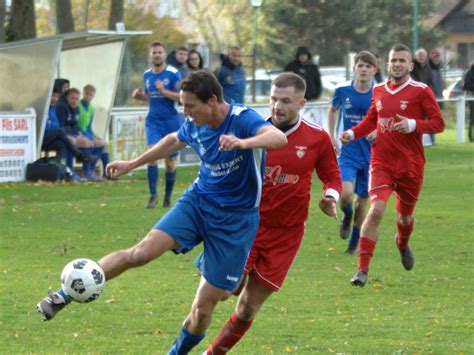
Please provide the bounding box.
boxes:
[366,130,377,141]
[319,197,337,219]
[132,88,145,99]
[392,114,410,133]
[155,80,164,92]
[339,131,353,145]
[219,134,245,151]
[330,136,340,155]
[106,160,133,179]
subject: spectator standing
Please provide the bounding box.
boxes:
[215,46,246,104]
[427,48,445,145]
[167,46,190,78]
[187,49,204,71]
[411,48,432,86]
[132,41,182,208]
[374,54,384,83]
[284,46,322,101]
[463,61,474,142]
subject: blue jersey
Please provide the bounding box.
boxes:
[144,65,182,121]
[331,80,373,163]
[177,104,269,209]
[217,65,246,104]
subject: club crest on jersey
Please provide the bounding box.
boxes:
[344,98,352,109]
[400,100,409,110]
[295,146,307,159]
[162,78,170,86]
[376,100,383,112]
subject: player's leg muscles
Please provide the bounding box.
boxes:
[98,229,178,280]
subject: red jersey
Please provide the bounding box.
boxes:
[260,118,341,228]
[352,78,445,176]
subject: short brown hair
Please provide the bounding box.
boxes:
[390,43,412,61]
[83,84,96,93]
[272,72,306,96]
[67,88,80,96]
[354,51,377,67]
[149,41,165,49]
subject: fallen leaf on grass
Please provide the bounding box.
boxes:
[105,296,116,304]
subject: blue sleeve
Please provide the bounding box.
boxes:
[55,103,68,128]
[177,118,191,145]
[331,88,341,110]
[173,71,183,92]
[240,109,270,138]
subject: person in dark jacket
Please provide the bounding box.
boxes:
[411,48,432,85]
[284,46,322,101]
[215,47,246,104]
[166,46,189,78]
[463,62,474,142]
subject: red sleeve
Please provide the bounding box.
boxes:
[352,99,378,139]
[314,132,342,195]
[415,88,446,134]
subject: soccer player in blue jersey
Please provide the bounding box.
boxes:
[328,51,378,254]
[36,70,287,355]
[132,41,183,208]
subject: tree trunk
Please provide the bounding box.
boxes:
[0,0,5,43]
[5,0,36,41]
[56,0,75,34]
[108,0,124,31]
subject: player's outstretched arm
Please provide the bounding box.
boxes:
[131,88,148,101]
[219,125,287,151]
[107,133,186,178]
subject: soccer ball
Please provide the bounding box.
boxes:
[61,259,106,303]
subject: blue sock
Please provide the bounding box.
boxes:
[101,152,109,169]
[164,171,176,201]
[81,148,94,175]
[341,205,353,219]
[348,225,360,249]
[66,153,74,171]
[57,289,72,304]
[91,147,104,170]
[147,165,158,196]
[168,326,205,355]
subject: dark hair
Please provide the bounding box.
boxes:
[273,72,306,96]
[149,41,165,49]
[176,46,188,52]
[186,49,204,70]
[180,70,223,102]
[354,50,377,67]
[390,43,412,61]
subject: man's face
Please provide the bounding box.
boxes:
[175,49,188,64]
[270,85,305,128]
[353,60,377,82]
[228,48,242,66]
[82,90,95,103]
[387,50,413,81]
[430,53,441,65]
[415,50,427,64]
[66,92,80,108]
[298,53,309,64]
[181,91,213,126]
[150,45,166,67]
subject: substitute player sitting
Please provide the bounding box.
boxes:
[328,51,377,254]
[340,43,445,287]
[205,72,342,354]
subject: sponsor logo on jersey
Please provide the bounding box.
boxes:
[400,100,409,110]
[295,145,307,159]
[379,117,395,132]
[265,165,300,185]
[376,100,383,112]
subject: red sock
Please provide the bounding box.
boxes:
[358,236,376,272]
[396,218,414,251]
[206,312,253,355]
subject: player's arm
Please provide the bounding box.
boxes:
[156,80,181,103]
[106,133,186,178]
[314,133,342,218]
[340,99,378,144]
[132,88,149,101]
[327,106,340,153]
[219,125,287,151]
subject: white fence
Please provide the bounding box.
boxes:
[0,108,37,182]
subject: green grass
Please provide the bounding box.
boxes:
[1,130,473,354]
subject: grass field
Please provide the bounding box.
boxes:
[1,131,473,354]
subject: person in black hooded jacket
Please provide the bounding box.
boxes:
[284,46,322,101]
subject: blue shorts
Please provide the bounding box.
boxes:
[153,189,260,291]
[338,158,369,198]
[146,116,181,157]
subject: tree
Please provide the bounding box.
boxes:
[5,0,36,41]
[0,0,5,43]
[56,0,75,34]
[108,0,124,30]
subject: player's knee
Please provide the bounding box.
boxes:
[340,193,353,207]
[367,205,384,224]
[191,305,213,326]
[397,214,413,226]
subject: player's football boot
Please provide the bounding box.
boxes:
[350,269,368,287]
[162,198,171,208]
[345,245,357,255]
[36,291,67,321]
[146,195,158,209]
[395,235,415,270]
[339,215,351,240]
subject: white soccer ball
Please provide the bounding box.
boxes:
[61,258,106,303]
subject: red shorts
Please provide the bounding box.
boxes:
[244,224,305,291]
[369,165,423,215]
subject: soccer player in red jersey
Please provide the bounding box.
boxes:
[205,73,342,354]
[340,43,445,287]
